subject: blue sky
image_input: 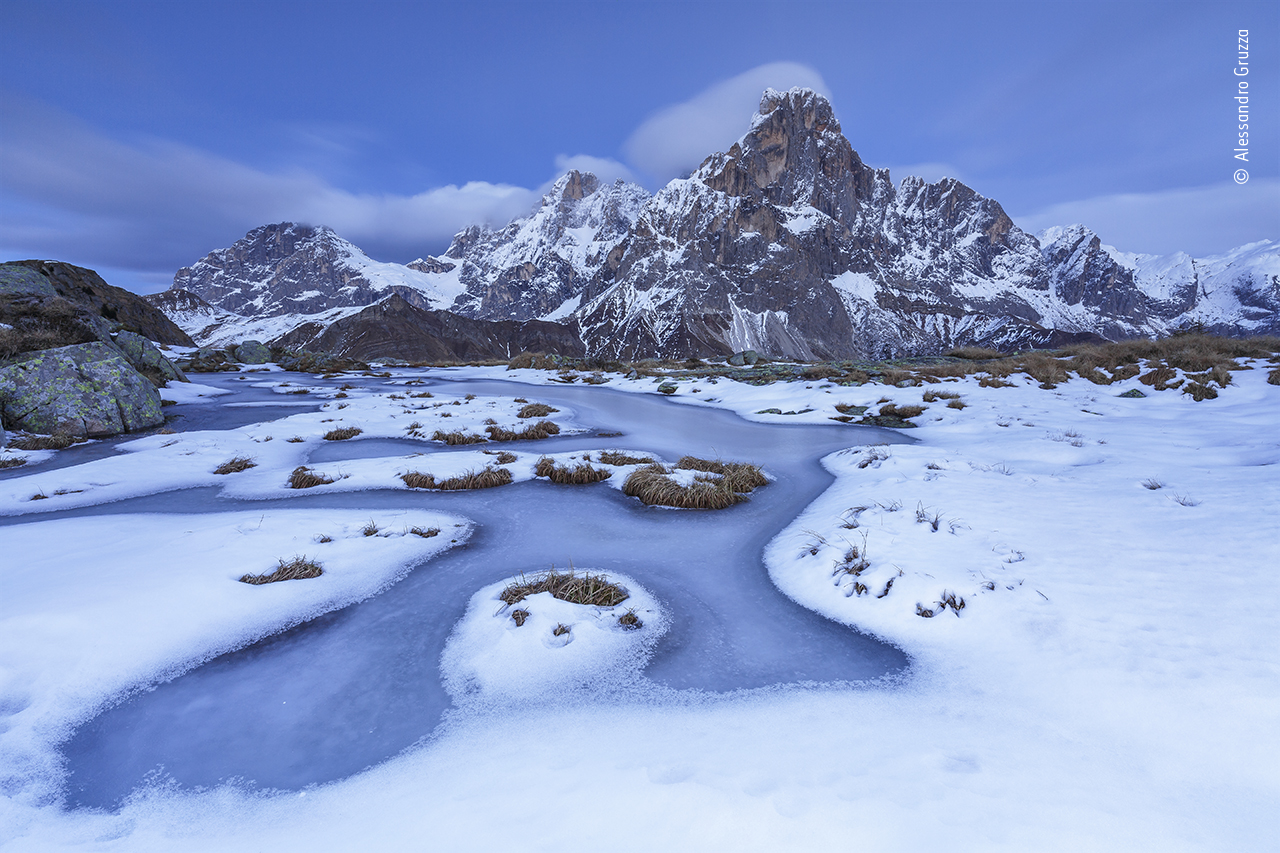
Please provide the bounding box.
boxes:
[1,0,1276,293]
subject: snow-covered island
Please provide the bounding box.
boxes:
[1,343,1277,852]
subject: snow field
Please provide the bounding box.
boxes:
[441,572,666,706]
[1,357,1276,850]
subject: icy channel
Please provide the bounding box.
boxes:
[8,372,914,808]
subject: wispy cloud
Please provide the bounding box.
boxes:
[1013,180,1280,257]
[622,62,830,185]
[0,95,540,281]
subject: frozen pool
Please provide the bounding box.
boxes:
[6,371,915,807]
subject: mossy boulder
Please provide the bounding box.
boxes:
[233,340,271,364]
[112,330,187,384]
[0,342,164,438]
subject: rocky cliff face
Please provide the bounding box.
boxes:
[443,170,649,321]
[568,87,1277,359]
[158,89,1277,360]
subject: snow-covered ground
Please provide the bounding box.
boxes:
[1,358,1277,851]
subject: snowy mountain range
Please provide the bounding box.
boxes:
[152,88,1279,359]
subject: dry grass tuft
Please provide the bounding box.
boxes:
[622,458,763,510]
[1142,478,1164,490]
[597,450,655,466]
[0,457,27,469]
[618,609,643,630]
[214,456,257,475]
[483,450,518,464]
[675,456,768,492]
[507,352,560,370]
[516,402,558,418]
[511,609,530,626]
[401,467,513,491]
[322,426,363,441]
[878,403,926,420]
[240,556,323,585]
[534,456,613,484]
[361,519,380,537]
[288,466,334,489]
[922,389,960,402]
[485,420,560,441]
[408,526,440,538]
[7,433,81,451]
[500,568,630,607]
[1269,366,1280,385]
[945,347,1006,360]
[552,624,571,637]
[431,429,487,445]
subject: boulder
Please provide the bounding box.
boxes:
[112,330,187,384]
[233,339,271,364]
[728,350,760,367]
[0,342,164,438]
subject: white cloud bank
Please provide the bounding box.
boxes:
[1014,179,1280,257]
[622,62,831,184]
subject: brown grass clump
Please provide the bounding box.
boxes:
[878,403,926,420]
[597,450,655,466]
[507,351,560,370]
[322,426,363,441]
[552,624,571,637]
[1269,367,1280,385]
[801,364,842,380]
[0,457,26,469]
[534,456,613,484]
[922,389,960,402]
[483,450,518,464]
[213,456,256,475]
[288,466,334,489]
[675,456,768,492]
[7,433,80,451]
[500,569,629,607]
[485,420,560,441]
[431,429,487,445]
[978,375,1016,388]
[401,467,513,490]
[622,458,765,510]
[400,471,438,489]
[517,402,558,418]
[511,609,530,626]
[618,610,643,630]
[240,556,323,585]
[408,526,440,538]
[945,347,1005,360]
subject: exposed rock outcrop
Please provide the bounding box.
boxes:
[270,293,585,363]
[3,261,192,346]
[0,342,164,438]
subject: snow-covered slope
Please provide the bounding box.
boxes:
[444,170,649,321]
[172,223,467,319]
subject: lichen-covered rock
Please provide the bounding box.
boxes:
[0,264,58,299]
[0,342,164,438]
[112,330,187,384]
[178,348,240,373]
[233,340,270,364]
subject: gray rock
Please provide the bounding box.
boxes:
[1118,388,1147,398]
[0,264,57,299]
[234,339,271,364]
[0,342,164,438]
[112,330,188,384]
[728,350,760,366]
